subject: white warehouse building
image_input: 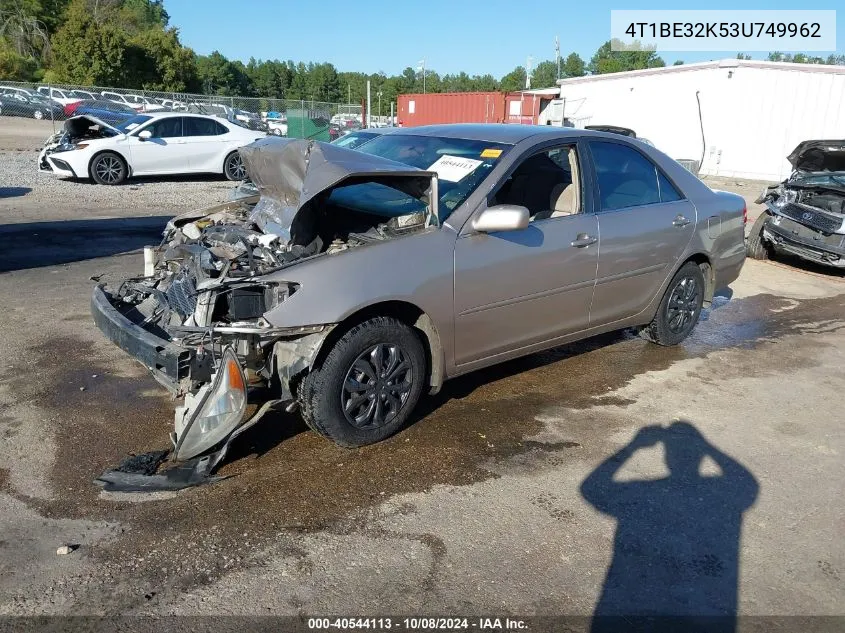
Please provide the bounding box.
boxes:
[552,59,845,182]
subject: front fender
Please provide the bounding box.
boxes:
[260,227,456,330]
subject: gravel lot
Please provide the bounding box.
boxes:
[0,117,842,629]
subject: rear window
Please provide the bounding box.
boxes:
[183,117,227,136]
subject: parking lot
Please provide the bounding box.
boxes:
[0,117,842,623]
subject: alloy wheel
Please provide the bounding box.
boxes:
[227,154,246,180]
[340,343,413,429]
[94,155,124,184]
[665,276,701,334]
[34,110,44,120]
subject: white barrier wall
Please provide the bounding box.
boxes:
[558,60,845,182]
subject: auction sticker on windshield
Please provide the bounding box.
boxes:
[428,155,483,182]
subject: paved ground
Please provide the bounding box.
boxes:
[0,124,842,626]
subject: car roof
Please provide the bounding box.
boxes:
[137,111,223,120]
[393,123,595,143]
[391,123,660,145]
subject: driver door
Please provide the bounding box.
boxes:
[453,142,600,366]
[127,117,188,174]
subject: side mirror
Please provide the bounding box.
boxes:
[138,130,152,141]
[472,204,530,233]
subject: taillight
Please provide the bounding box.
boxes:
[64,101,81,116]
[742,204,747,226]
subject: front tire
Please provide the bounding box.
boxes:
[89,152,127,185]
[641,261,705,346]
[298,317,426,448]
[223,151,246,181]
[746,212,771,260]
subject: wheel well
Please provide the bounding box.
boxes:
[316,301,445,394]
[683,253,714,307]
[88,149,129,178]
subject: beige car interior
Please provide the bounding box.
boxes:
[494,146,581,222]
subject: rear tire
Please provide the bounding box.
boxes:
[33,109,44,120]
[640,261,705,346]
[746,212,771,260]
[298,317,426,448]
[89,151,127,185]
[223,151,246,181]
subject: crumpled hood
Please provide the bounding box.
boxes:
[237,137,436,242]
[787,140,845,173]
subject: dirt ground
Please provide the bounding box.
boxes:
[0,117,842,629]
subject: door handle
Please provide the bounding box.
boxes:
[673,214,691,227]
[571,233,597,248]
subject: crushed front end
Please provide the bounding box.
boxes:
[91,137,436,488]
[754,140,845,268]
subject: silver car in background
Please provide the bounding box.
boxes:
[92,125,746,486]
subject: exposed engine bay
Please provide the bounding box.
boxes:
[753,140,845,267]
[92,138,437,487]
[39,115,119,171]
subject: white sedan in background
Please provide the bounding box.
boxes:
[38,112,266,185]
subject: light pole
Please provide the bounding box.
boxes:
[417,59,426,93]
[377,90,382,123]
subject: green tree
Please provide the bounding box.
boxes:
[128,27,197,91]
[531,60,558,87]
[195,50,250,95]
[588,39,665,74]
[0,38,38,79]
[561,52,585,77]
[673,60,685,65]
[736,53,751,60]
[0,0,51,59]
[308,61,341,102]
[500,65,527,91]
[50,0,127,84]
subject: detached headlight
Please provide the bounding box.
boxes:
[174,347,247,460]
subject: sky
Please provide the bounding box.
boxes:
[165,0,844,77]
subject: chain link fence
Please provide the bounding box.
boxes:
[0,80,364,139]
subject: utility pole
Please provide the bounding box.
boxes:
[418,59,426,93]
[526,56,533,90]
[377,90,382,122]
[555,36,561,80]
[366,80,371,128]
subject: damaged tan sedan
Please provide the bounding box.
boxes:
[92,126,746,490]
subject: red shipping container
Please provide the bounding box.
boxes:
[504,92,544,125]
[397,92,506,127]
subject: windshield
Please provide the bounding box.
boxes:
[115,114,152,132]
[357,134,512,220]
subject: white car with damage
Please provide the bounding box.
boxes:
[38,111,267,185]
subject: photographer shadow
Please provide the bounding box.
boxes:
[580,421,759,633]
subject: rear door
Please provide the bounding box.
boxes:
[181,116,230,172]
[127,117,188,174]
[586,139,696,325]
